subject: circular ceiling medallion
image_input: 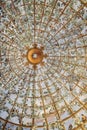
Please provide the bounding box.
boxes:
[22,45,47,68]
[27,48,43,64]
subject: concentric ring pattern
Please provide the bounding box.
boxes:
[0,0,87,130]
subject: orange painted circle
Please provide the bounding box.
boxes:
[27,48,43,64]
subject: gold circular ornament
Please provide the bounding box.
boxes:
[27,48,43,64]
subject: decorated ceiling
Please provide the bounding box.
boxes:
[0,0,87,130]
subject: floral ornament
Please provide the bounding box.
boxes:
[22,44,47,69]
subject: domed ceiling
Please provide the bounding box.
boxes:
[0,0,87,130]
